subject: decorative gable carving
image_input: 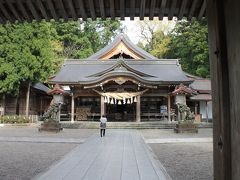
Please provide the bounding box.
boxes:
[100,42,144,60]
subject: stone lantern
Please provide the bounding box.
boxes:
[39,84,69,132]
[171,83,195,121]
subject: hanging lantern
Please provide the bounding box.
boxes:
[118,100,122,105]
[126,99,131,104]
[107,96,110,103]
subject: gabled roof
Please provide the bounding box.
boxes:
[49,59,192,85]
[87,34,157,60]
[87,60,155,78]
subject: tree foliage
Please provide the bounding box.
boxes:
[0,19,121,95]
[137,18,209,78]
[53,19,120,59]
[0,22,55,95]
[168,19,209,78]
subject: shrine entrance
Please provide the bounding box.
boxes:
[106,102,136,122]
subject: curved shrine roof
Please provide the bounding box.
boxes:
[49,59,192,85]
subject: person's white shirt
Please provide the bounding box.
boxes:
[100,117,107,123]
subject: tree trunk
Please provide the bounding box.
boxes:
[25,82,30,116]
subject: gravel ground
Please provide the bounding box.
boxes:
[138,128,212,139]
[0,127,98,138]
[0,142,77,180]
[138,129,213,180]
[0,127,213,180]
[149,143,213,180]
[0,127,98,180]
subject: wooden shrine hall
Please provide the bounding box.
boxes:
[0,0,240,179]
[49,34,200,122]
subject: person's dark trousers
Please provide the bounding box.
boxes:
[100,129,106,137]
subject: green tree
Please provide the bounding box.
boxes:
[150,30,171,58]
[136,19,175,52]
[53,19,121,59]
[0,21,55,95]
[168,18,209,77]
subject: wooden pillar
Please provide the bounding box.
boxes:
[195,102,198,115]
[168,95,171,121]
[136,96,141,122]
[207,0,240,179]
[205,101,209,123]
[25,82,30,116]
[2,94,5,115]
[71,94,74,123]
[100,96,105,117]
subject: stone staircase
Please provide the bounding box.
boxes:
[60,121,212,129]
[61,121,175,129]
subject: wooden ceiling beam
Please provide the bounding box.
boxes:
[139,0,146,20]
[67,0,77,20]
[17,0,31,21]
[0,2,13,22]
[58,0,68,20]
[77,0,87,20]
[6,1,21,21]
[159,0,167,20]
[130,0,135,20]
[120,0,125,20]
[188,0,198,20]
[36,0,49,21]
[110,0,115,20]
[99,0,105,19]
[46,0,58,20]
[198,0,206,19]
[168,0,177,20]
[88,0,96,20]
[178,0,187,20]
[149,0,156,20]
[26,0,40,21]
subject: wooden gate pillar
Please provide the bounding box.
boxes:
[136,96,141,122]
[71,94,75,123]
[207,0,240,179]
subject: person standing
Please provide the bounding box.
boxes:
[100,115,107,137]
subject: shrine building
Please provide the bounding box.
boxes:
[49,34,212,122]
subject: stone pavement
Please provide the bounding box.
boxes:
[34,129,171,180]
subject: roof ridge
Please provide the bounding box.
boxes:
[86,33,158,60]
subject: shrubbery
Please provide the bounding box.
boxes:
[0,116,32,124]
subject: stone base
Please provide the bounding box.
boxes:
[39,121,63,132]
[174,122,198,133]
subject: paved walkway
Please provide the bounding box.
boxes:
[34,130,171,180]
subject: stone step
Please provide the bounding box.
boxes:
[60,121,212,129]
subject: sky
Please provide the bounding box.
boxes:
[120,17,176,44]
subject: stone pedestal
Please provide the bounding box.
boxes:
[174,122,198,133]
[39,120,63,132]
